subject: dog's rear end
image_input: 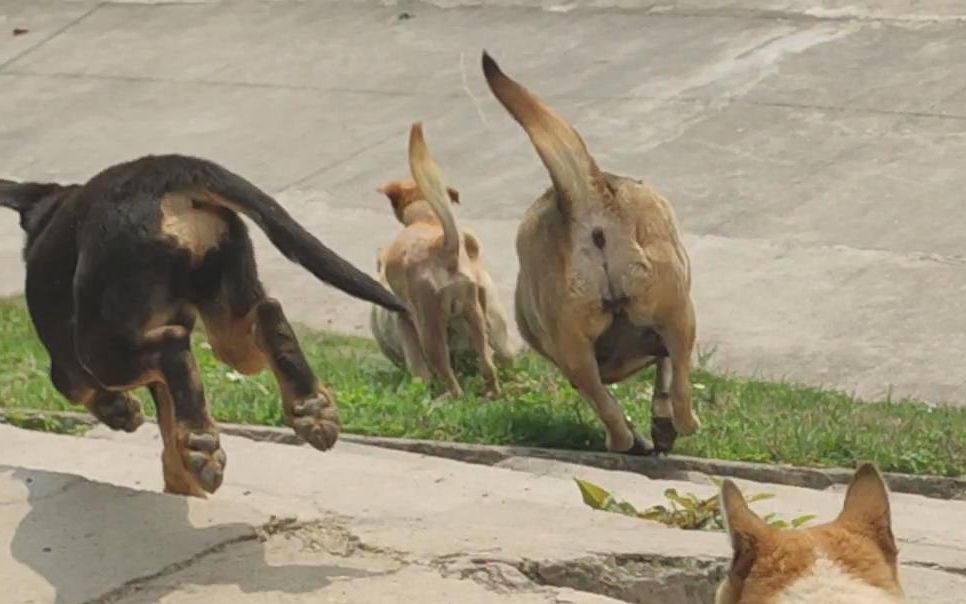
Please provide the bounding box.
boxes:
[483,52,698,454]
[716,464,905,604]
[371,124,509,397]
[1,155,404,496]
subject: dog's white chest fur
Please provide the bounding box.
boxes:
[775,557,902,604]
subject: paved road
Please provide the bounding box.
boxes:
[2,424,964,603]
[2,0,965,403]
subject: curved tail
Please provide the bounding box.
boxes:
[408,122,460,263]
[482,51,603,215]
[192,159,406,313]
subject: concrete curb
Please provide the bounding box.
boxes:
[2,408,964,500]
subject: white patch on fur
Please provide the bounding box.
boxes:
[775,556,902,604]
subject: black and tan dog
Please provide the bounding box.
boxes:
[0,155,405,496]
[371,124,512,397]
[483,52,700,454]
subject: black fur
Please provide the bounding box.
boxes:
[0,154,404,494]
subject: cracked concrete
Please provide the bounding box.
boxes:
[1,423,964,603]
[1,0,966,404]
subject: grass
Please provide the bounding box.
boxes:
[1,296,964,478]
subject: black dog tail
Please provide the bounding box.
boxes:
[193,161,406,313]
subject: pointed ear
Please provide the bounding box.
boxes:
[0,179,29,212]
[837,463,898,558]
[377,182,404,211]
[446,186,460,204]
[720,480,769,582]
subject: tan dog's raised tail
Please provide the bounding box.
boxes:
[716,464,905,604]
[482,51,698,454]
[370,123,512,396]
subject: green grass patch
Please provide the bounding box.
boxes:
[1,296,963,477]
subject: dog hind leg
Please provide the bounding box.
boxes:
[77,322,225,497]
[50,362,144,432]
[656,301,700,437]
[558,333,649,454]
[413,290,462,397]
[463,295,500,396]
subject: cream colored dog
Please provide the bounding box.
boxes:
[370,123,512,397]
[482,52,699,454]
[717,464,905,604]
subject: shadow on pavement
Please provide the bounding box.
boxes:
[5,465,381,603]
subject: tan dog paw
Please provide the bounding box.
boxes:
[672,409,701,436]
[164,425,226,496]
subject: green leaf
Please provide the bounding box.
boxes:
[574,478,638,517]
[575,478,612,510]
[791,515,817,528]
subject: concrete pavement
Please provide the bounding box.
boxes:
[2,0,966,403]
[1,423,965,603]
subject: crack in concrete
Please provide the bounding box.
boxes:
[85,529,261,603]
[91,0,966,26]
[905,560,966,579]
[434,552,728,603]
[5,68,965,124]
[0,3,103,73]
[81,515,397,603]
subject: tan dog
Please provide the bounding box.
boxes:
[717,464,905,604]
[482,52,699,454]
[370,123,512,397]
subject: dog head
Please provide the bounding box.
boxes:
[716,464,904,604]
[0,180,77,255]
[377,179,459,225]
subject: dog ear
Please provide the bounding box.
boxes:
[837,463,898,559]
[0,180,62,214]
[446,186,460,205]
[720,480,769,583]
[377,182,404,211]
[0,180,29,213]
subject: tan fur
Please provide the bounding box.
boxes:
[370,123,512,396]
[716,464,905,604]
[483,52,698,453]
[159,193,228,264]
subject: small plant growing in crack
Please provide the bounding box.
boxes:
[574,478,816,531]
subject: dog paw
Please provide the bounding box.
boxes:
[288,394,340,451]
[92,393,144,433]
[624,432,655,456]
[672,409,701,436]
[650,417,677,454]
[181,429,226,494]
